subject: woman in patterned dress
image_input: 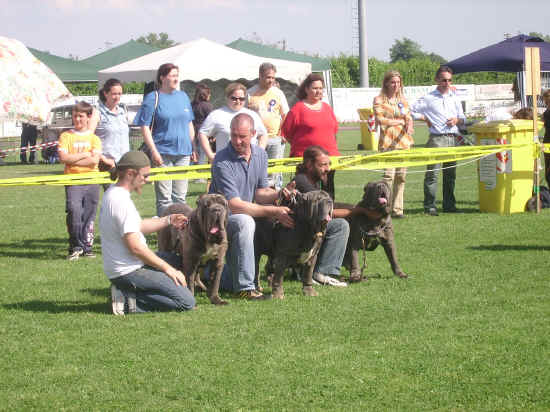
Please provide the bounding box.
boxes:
[373,70,414,218]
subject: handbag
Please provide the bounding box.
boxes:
[138,90,159,161]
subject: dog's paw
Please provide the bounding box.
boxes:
[348,273,365,283]
[395,271,408,279]
[302,286,319,297]
[210,295,229,305]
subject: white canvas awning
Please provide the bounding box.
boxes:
[98,38,311,86]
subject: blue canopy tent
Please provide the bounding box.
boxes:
[446,34,550,107]
[446,34,550,73]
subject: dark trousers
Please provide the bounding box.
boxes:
[544,151,550,186]
[65,184,100,253]
[424,134,457,211]
[20,132,37,163]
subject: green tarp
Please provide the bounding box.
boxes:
[82,40,160,70]
[226,38,330,72]
[29,48,98,82]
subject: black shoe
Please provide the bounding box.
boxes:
[443,207,461,213]
[425,208,438,216]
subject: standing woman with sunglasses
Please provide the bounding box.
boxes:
[198,82,267,162]
[134,63,196,216]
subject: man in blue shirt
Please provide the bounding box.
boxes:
[411,66,465,216]
[210,113,294,300]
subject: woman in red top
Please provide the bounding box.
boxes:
[282,73,339,157]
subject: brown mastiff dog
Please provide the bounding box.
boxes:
[255,190,334,298]
[343,181,408,282]
[158,194,229,305]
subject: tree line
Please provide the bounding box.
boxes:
[330,55,515,88]
[330,36,520,88]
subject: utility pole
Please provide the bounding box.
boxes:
[358,0,369,87]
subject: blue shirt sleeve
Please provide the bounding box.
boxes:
[133,91,156,126]
[211,159,240,201]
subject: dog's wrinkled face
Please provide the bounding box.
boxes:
[360,181,391,216]
[196,194,228,243]
[295,190,333,233]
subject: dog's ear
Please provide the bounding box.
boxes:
[196,194,207,207]
[364,182,374,194]
[380,180,391,191]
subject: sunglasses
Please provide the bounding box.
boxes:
[230,96,246,102]
[439,78,452,83]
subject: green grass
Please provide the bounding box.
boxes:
[1,124,549,411]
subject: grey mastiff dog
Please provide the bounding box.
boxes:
[255,190,334,298]
[343,181,408,282]
[158,194,229,305]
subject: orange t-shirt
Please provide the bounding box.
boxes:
[58,130,102,174]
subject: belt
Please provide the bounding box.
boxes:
[430,133,457,137]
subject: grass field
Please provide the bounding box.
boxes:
[1,124,549,411]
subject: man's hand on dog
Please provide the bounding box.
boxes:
[166,267,187,287]
[281,181,297,200]
[170,214,189,230]
[274,207,295,229]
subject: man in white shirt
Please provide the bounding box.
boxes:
[248,63,290,189]
[99,151,195,314]
[411,66,465,216]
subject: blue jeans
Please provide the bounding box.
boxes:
[265,136,285,189]
[220,214,256,292]
[110,252,195,312]
[315,218,350,275]
[154,154,191,216]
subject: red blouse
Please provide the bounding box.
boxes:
[281,101,339,157]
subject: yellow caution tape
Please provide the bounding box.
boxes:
[0,143,539,187]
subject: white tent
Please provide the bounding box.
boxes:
[98,38,311,86]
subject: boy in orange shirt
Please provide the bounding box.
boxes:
[58,101,102,260]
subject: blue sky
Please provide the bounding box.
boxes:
[2,0,549,62]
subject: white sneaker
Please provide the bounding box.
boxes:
[111,285,125,315]
[313,272,348,287]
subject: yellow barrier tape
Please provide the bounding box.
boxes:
[0,143,538,187]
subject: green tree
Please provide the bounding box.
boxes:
[136,32,177,49]
[528,32,550,42]
[330,54,359,87]
[66,81,146,96]
[389,37,424,62]
[427,52,446,64]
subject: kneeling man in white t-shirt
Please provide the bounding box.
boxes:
[99,151,195,314]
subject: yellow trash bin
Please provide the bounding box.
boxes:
[470,119,542,215]
[357,108,378,151]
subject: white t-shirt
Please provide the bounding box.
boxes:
[99,185,146,279]
[198,106,267,152]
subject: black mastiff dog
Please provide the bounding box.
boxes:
[255,190,334,299]
[158,194,229,305]
[343,180,407,282]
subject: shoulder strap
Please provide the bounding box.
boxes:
[150,90,159,132]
